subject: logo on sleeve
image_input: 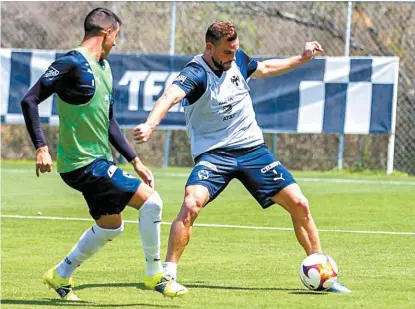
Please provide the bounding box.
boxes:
[175,75,187,84]
[198,170,210,180]
[44,66,59,79]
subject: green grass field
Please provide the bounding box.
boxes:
[1,161,414,309]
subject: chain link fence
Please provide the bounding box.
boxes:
[1,1,414,174]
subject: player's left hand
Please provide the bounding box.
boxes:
[131,157,155,188]
[301,41,324,60]
[35,146,53,177]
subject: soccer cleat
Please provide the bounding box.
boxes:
[144,272,188,298]
[43,267,81,300]
[327,280,352,293]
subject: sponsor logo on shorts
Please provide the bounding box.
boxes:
[122,171,135,179]
[107,165,118,178]
[261,161,281,173]
[196,161,218,172]
[273,170,285,181]
[198,170,210,180]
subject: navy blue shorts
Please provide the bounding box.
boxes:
[187,144,296,208]
[60,158,141,220]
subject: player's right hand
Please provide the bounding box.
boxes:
[301,41,324,60]
[35,146,52,177]
[133,122,154,143]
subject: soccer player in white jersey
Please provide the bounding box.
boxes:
[134,21,351,293]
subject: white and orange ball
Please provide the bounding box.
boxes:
[299,253,338,291]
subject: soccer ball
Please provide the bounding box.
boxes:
[299,253,338,291]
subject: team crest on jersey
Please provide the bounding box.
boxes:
[230,75,240,86]
[198,170,210,180]
[44,66,59,79]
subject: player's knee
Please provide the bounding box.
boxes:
[290,196,310,217]
[181,195,203,224]
[139,191,163,220]
[95,222,124,242]
[145,191,163,213]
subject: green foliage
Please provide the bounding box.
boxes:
[173,3,264,56]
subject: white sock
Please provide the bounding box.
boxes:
[138,192,164,276]
[163,262,178,280]
[56,223,124,278]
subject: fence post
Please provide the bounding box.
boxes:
[386,133,395,175]
[163,1,177,168]
[337,1,353,170]
[386,58,399,175]
[169,1,176,56]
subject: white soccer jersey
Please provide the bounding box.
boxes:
[183,55,264,159]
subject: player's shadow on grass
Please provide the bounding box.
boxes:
[1,299,174,307]
[76,281,306,293]
[185,282,305,292]
[2,283,179,308]
[75,282,140,291]
[289,291,329,295]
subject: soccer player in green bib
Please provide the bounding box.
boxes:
[21,8,187,300]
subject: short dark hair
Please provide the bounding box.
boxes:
[205,21,237,45]
[84,8,122,36]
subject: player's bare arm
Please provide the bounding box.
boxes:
[251,41,324,78]
[133,84,186,143]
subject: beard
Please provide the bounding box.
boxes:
[212,55,232,71]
